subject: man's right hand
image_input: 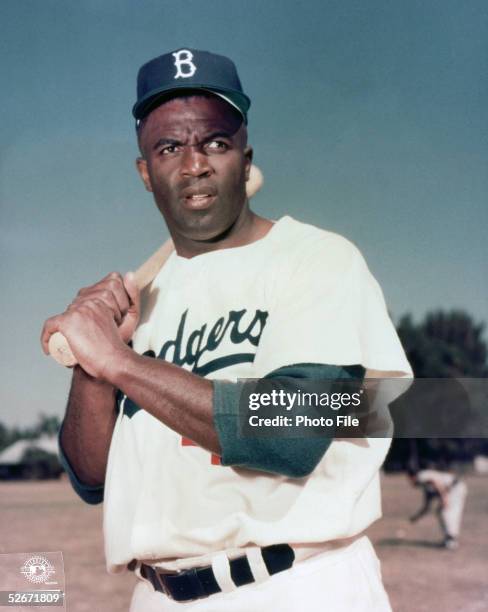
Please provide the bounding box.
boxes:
[41,271,140,360]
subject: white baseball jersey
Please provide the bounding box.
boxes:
[104,216,412,573]
[416,470,457,489]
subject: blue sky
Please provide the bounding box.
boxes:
[1,0,487,426]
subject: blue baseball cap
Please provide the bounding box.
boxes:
[132,48,251,123]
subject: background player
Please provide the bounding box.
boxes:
[408,466,467,550]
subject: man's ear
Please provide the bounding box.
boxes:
[244,146,253,181]
[136,157,153,192]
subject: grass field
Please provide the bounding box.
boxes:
[0,474,486,611]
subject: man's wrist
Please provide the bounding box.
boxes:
[73,364,115,389]
[102,343,139,387]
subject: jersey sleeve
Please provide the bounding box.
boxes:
[213,362,365,477]
[253,234,412,377]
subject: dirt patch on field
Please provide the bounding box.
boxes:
[0,474,486,611]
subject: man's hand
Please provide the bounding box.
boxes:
[41,272,140,379]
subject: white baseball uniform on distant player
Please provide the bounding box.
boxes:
[416,469,467,539]
[102,216,411,610]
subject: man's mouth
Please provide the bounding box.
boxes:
[181,186,217,210]
[183,194,216,210]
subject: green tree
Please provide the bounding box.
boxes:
[386,310,488,470]
[397,310,488,378]
[0,422,10,452]
[33,414,62,437]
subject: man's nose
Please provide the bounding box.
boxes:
[180,146,212,178]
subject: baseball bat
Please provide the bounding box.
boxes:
[47,164,264,367]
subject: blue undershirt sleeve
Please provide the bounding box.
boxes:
[58,425,104,505]
[213,363,365,478]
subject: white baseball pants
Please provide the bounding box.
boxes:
[439,481,468,538]
[129,536,391,611]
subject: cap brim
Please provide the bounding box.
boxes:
[133,85,250,123]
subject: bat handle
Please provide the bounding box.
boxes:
[48,332,77,367]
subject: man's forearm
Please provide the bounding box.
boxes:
[61,366,118,485]
[108,347,220,455]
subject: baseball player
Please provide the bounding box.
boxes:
[42,48,412,610]
[408,467,467,550]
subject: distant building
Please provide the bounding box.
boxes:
[0,435,63,479]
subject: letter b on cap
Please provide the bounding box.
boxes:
[172,49,197,79]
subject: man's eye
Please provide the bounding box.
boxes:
[159,145,179,155]
[206,140,228,151]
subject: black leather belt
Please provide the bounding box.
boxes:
[138,544,295,602]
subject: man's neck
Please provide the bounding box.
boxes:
[171,211,273,259]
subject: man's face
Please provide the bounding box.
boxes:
[136,95,252,243]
